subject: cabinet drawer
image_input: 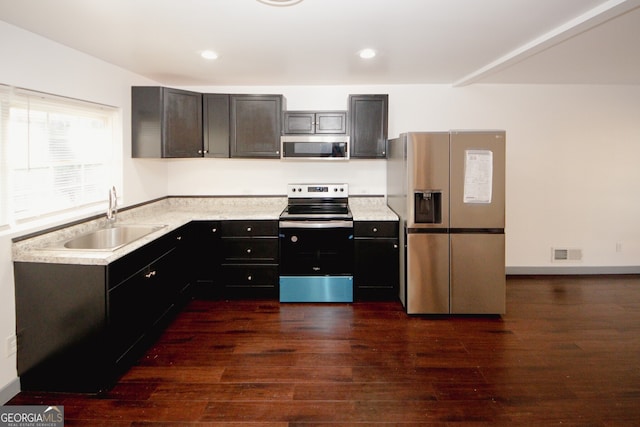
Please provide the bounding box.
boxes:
[221,238,278,262]
[221,220,278,237]
[220,265,279,286]
[354,221,398,238]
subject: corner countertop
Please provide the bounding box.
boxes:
[13,196,397,266]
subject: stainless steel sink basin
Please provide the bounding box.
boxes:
[61,225,166,250]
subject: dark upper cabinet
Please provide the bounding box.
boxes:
[230,95,284,158]
[203,94,230,158]
[132,86,203,158]
[348,94,388,158]
[284,111,347,134]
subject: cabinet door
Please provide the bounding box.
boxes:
[354,221,399,301]
[354,238,399,301]
[230,95,283,158]
[108,247,178,361]
[163,88,203,158]
[190,221,221,283]
[203,94,230,157]
[348,94,388,158]
[284,111,315,134]
[315,111,347,134]
[131,86,203,158]
[108,268,149,361]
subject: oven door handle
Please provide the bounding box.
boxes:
[279,220,353,229]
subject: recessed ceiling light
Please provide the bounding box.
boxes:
[200,50,219,60]
[257,0,303,6]
[358,48,377,59]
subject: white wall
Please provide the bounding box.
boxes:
[1,20,639,400]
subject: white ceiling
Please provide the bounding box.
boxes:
[1,0,639,86]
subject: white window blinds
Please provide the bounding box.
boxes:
[0,85,118,226]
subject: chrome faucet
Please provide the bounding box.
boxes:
[107,186,117,224]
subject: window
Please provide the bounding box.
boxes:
[0,85,119,226]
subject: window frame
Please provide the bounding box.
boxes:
[0,84,121,228]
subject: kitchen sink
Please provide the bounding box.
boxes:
[60,225,166,251]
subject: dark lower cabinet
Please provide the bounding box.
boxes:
[219,220,279,298]
[191,220,279,299]
[14,216,400,392]
[354,221,399,301]
[14,225,191,392]
[190,221,222,298]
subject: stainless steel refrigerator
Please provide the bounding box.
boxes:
[387,131,505,314]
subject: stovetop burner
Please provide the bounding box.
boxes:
[280,183,352,221]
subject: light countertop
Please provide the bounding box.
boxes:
[13,196,397,266]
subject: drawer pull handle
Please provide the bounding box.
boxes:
[145,270,157,279]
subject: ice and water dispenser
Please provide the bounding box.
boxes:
[414,191,442,223]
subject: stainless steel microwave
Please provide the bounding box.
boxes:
[281,135,350,160]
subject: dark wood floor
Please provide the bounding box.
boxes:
[8,275,640,425]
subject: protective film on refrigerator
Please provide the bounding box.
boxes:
[463,150,493,204]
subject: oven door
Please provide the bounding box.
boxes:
[279,220,353,276]
[279,220,354,302]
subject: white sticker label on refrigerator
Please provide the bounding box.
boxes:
[463,150,493,203]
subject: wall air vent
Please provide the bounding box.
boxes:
[552,248,583,262]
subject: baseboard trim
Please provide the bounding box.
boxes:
[506,266,640,275]
[0,377,20,405]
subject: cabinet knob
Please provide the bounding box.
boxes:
[211,228,217,233]
[145,270,157,279]
[247,275,252,281]
[246,248,252,254]
[247,227,252,232]
[372,227,378,233]
[394,244,399,249]
[176,236,182,241]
